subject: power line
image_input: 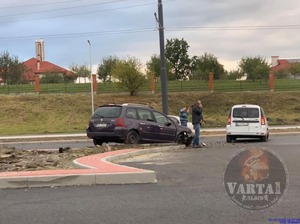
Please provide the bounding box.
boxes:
[0,1,172,24]
[0,28,156,40]
[167,25,300,31]
[0,0,86,9]
[0,0,125,18]
[0,24,300,41]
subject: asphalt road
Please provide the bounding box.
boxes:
[0,134,299,224]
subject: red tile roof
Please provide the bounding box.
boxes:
[270,59,290,74]
[23,57,73,81]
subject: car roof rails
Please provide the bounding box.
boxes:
[122,103,153,109]
[98,103,120,107]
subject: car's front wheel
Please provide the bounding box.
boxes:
[125,131,140,144]
[177,133,186,145]
[185,136,193,146]
[93,139,104,146]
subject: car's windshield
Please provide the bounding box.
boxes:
[233,108,259,118]
[92,106,122,118]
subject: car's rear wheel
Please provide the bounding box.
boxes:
[93,139,104,146]
[226,135,232,143]
[125,131,140,144]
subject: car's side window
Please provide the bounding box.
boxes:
[137,109,153,121]
[153,111,168,124]
[169,116,179,125]
[125,108,137,119]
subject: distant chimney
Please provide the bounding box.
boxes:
[271,56,279,67]
[35,39,45,61]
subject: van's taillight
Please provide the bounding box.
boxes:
[261,116,266,125]
[227,116,231,125]
[115,117,125,127]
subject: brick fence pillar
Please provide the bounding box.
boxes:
[35,75,40,94]
[209,72,214,93]
[150,73,155,94]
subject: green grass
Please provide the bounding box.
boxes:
[0,91,299,136]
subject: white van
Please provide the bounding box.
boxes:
[226,104,269,143]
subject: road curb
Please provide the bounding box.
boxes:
[0,126,299,142]
[0,145,184,189]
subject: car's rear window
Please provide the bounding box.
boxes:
[92,106,122,118]
[233,108,259,118]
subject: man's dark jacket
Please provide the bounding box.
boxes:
[192,104,203,125]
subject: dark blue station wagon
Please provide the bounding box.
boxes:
[86,103,193,146]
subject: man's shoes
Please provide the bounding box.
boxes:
[192,144,202,148]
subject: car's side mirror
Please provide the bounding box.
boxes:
[165,122,172,126]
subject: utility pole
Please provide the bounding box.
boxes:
[157,0,168,114]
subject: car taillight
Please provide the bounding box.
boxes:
[227,115,231,125]
[115,117,125,127]
[261,116,266,125]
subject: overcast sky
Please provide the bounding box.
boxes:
[1,0,300,72]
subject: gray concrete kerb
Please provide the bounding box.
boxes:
[0,144,185,189]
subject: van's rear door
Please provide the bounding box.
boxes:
[246,107,260,133]
[232,107,260,133]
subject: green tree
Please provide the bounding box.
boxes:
[69,64,90,83]
[40,73,64,84]
[190,53,225,80]
[0,51,25,84]
[226,69,244,80]
[112,56,146,96]
[165,38,191,80]
[146,54,161,80]
[288,62,300,79]
[238,56,270,82]
[97,56,119,83]
[146,54,173,81]
[63,73,77,83]
[274,69,289,79]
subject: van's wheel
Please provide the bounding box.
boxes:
[125,131,140,144]
[261,135,268,142]
[226,135,232,143]
[93,139,104,146]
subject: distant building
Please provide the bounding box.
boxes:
[270,56,300,74]
[23,58,73,82]
[236,74,247,81]
[22,39,73,82]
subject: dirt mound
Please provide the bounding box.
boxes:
[0,144,154,172]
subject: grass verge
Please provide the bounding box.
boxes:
[0,91,299,135]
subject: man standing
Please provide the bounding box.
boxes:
[192,100,204,148]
